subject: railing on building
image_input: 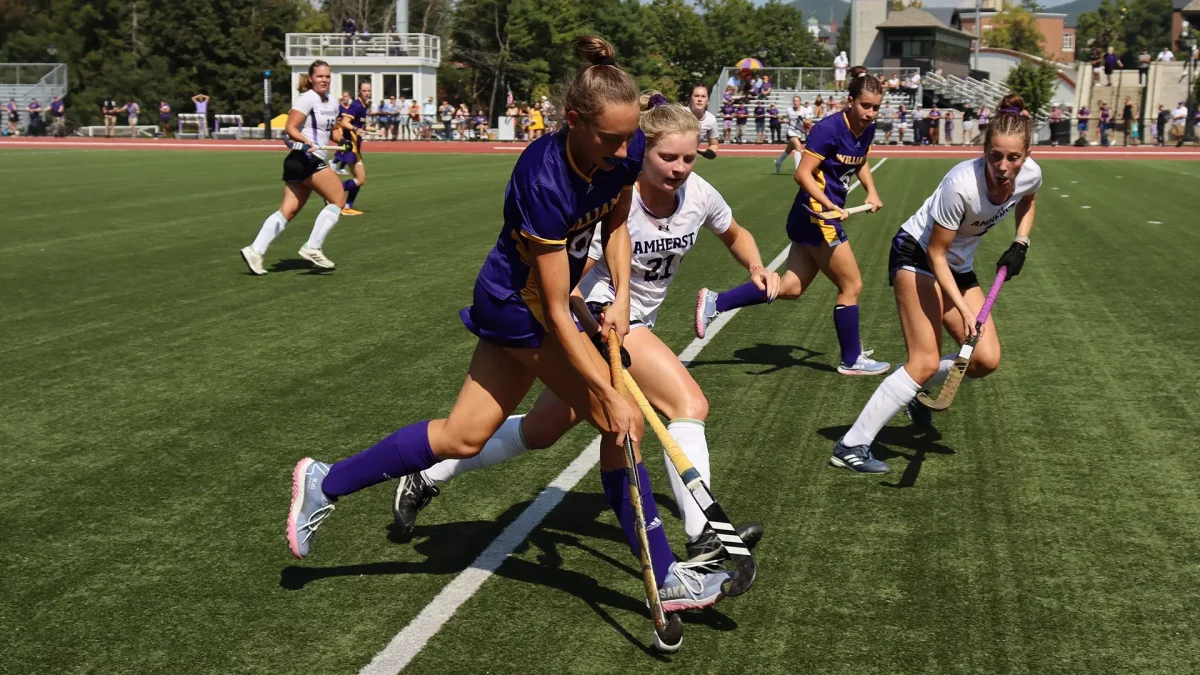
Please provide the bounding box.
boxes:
[286,33,440,65]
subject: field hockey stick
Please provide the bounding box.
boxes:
[620,369,757,598]
[607,331,684,654]
[286,141,350,153]
[915,265,1008,412]
[800,202,875,221]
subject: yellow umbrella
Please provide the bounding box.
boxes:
[735,58,763,70]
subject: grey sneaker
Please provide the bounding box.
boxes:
[906,395,935,430]
[830,437,890,474]
[240,247,267,275]
[837,349,891,376]
[658,560,735,612]
[774,155,783,174]
[694,288,719,339]
[685,522,765,563]
[392,471,440,534]
[298,247,335,269]
[287,458,336,559]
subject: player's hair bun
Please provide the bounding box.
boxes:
[560,35,638,122]
[574,35,618,68]
[996,93,1026,115]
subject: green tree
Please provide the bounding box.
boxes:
[988,3,1045,57]
[1074,0,1127,62]
[644,0,717,98]
[1005,57,1056,115]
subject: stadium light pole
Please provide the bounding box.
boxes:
[263,70,272,142]
[850,0,857,67]
[1184,31,1196,144]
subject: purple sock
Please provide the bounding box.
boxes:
[601,464,675,588]
[715,281,770,312]
[345,184,360,208]
[323,420,437,498]
[833,304,862,367]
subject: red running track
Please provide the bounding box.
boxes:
[3,136,1199,159]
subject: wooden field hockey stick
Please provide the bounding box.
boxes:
[620,369,758,598]
[916,265,1008,411]
[606,331,684,653]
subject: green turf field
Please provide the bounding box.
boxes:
[2,150,1198,674]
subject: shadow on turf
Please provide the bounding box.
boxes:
[265,258,335,275]
[279,490,736,656]
[688,343,837,375]
[817,423,954,488]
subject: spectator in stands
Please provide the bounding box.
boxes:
[734,100,748,143]
[27,97,42,122]
[408,98,421,140]
[877,101,894,144]
[102,98,117,137]
[1157,47,1175,62]
[6,98,19,135]
[887,73,900,92]
[50,95,65,136]
[111,99,138,133]
[343,18,357,41]
[914,106,927,144]
[927,103,941,145]
[1103,47,1122,87]
[473,109,488,140]
[813,95,825,120]
[191,94,209,136]
[380,95,397,140]
[158,100,171,138]
[908,71,921,103]
[456,103,470,141]
[896,103,908,144]
[439,100,455,140]
[1090,48,1103,85]
[833,51,848,90]
[1048,103,1063,146]
[944,108,955,145]
[1121,97,1134,146]
[528,101,544,140]
[978,104,989,143]
[750,74,762,98]
[1172,101,1188,145]
[421,96,436,140]
[1138,48,1151,85]
[720,98,734,143]
[1077,104,1091,143]
[1153,104,1166,144]
[753,100,766,144]
[541,97,559,134]
[1099,101,1113,146]
[962,104,978,144]
[761,75,772,98]
[768,101,781,143]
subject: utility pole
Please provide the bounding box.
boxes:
[973,0,981,73]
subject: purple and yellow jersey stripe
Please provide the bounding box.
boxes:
[462,128,646,348]
[790,112,874,224]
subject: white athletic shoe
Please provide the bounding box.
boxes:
[836,349,891,376]
[774,155,783,174]
[298,247,336,269]
[240,247,267,276]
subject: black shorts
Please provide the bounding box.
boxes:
[7,113,18,123]
[888,231,979,291]
[877,121,893,131]
[282,149,328,183]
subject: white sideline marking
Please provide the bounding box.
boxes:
[361,158,888,674]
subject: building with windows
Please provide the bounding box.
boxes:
[284,33,440,106]
[876,8,976,78]
[958,0,1075,64]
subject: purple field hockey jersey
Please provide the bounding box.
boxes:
[461,128,646,348]
[790,112,874,222]
[340,99,368,128]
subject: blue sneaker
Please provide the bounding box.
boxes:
[830,437,890,474]
[906,395,934,430]
[658,560,735,613]
[837,349,891,376]
[287,458,336,559]
[694,288,719,339]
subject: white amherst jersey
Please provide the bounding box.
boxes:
[581,173,733,328]
[697,111,718,144]
[901,157,1042,272]
[291,90,340,161]
[786,106,806,135]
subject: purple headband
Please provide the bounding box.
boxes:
[647,93,670,109]
[999,107,1021,115]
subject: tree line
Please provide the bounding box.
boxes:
[0,0,833,127]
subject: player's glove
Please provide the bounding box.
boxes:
[996,241,1028,279]
[591,332,632,368]
[699,148,717,160]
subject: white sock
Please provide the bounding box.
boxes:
[924,354,957,389]
[304,203,341,250]
[794,151,802,170]
[250,211,288,255]
[664,419,711,542]
[842,366,921,448]
[422,416,528,484]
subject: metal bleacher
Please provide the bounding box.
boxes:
[922,72,1051,130]
[0,63,68,130]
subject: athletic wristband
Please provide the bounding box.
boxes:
[289,141,309,151]
[1014,235,1030,247]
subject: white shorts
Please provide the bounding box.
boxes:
[786,128,805,139]
[835,69,847,80]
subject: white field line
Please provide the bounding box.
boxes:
[360,158,888,674]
